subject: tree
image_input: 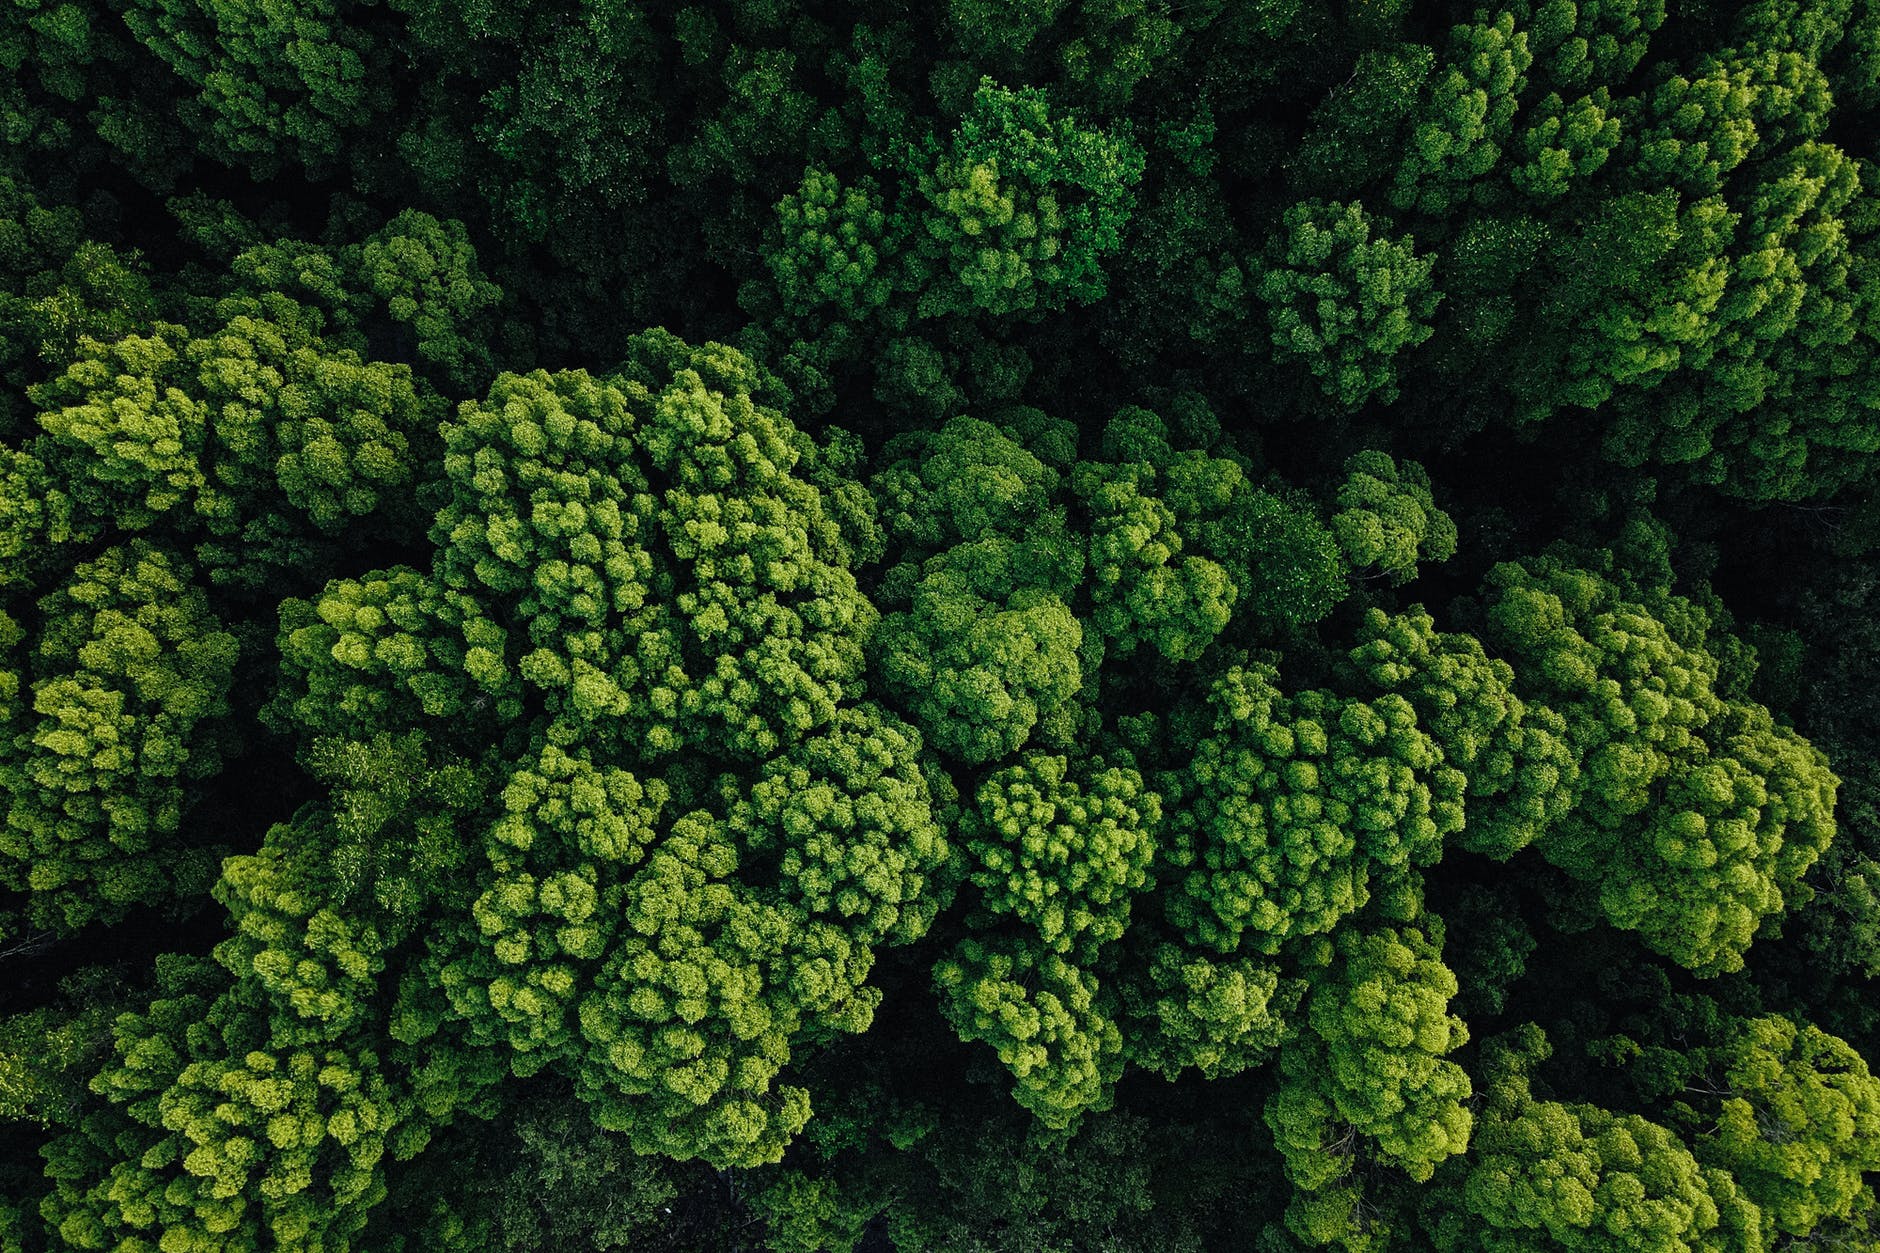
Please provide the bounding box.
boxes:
[1480,548,1837,974]
[1438,1026,1741,1253]
[1693,1015,1880,1239]
[869,413,1086,765]
[911,79,1145,319]
[1345,606,1575,859]
[728,703,954,949]
[29,302,440,585]
[431,334,877,762]
[1,542,238,929]
[1256,200,1440,410]
[121,0,392,178]
[1330,451,1457,583]
[871,560,1085,766]
[1389,13,1533,217]
[937,752,1157,1125]
[1268,923,1473,1245]
[1161,661,1465,956]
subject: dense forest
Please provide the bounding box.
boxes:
[2,0,1880,1248]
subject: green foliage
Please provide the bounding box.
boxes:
[958,753,1156,962]
[5,4,1879,1249]
[871,561,1084,766]
[912,79,1145,319]
[729,703,952,948]
[934,938,1121,1129]
[937,753,1157,1125]
[1269,922,1472,1244]
[269,565,512,743]
[1694,1015,1880,1237]
[568,814,831,1166]
[766,169,894,322]
[1508,88,1623,201]
[1,542,238,929]
[1073,404,1335,661]
[0,168,153,439]
[28,304,439,583]
[389,0,665,252]
[1331,451,1457,582]
[869,413,1087,765]
[1256,201,1440,410]
[1482,552,1838,974]
[1438,1027,1741,1252]
[1346,606,1576,858]
[1162,661,1466,956]
[1390,13,1533,216]
[122,0,391,177]
[1118,943,1297,1081]
[355,210,510,390]
[432,336,876,761]
[1289,44,1436,198]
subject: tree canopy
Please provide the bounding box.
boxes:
[3,0,1880,1249]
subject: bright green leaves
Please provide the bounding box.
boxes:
[223,208,511,393]
[1075,411,1239,663]
[1269,924,1472,1245]
[873,566,1084,766]
[1256,201,1440,410]
[29,307,438,583]
[1482,554,1838,974]
[438,743,664,1068]
[42,942,417,1253]
[572,814,824,1166]
[1347,606,1575,859]
[934,941,1120,1130]
[914,79,1144,319]
[32,741,492,1252]
[938,754,1158,1126]
[1390,12,1533,217]
[1449,1028,1734,1252]
[1695,1016,1880,1238]
[248,330,920,1175]
[730,704,951,948]
[215,840,393,1048]
[960,753,1156,962]
[1080,463,1228,661]
[1516,0,1666,93]
[495,743,666,870]
[432,366,657,734]
[270,566,513,742]
[1118,943,1296,1082]
[1331,451,1457,583]
[767,168,894,322]
[137,1034,402,1249]
[1,541,237,929]
[1603,140,1879,501]
[30,325,205,534]
[434,334,875,761]
[254,327,435,534]
[872,413,1072,565]
[1163,661,1464,956]
[870,413,1085,766]
[1509,87,1623,200]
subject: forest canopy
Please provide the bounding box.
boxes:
[3,0,1880,1249]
